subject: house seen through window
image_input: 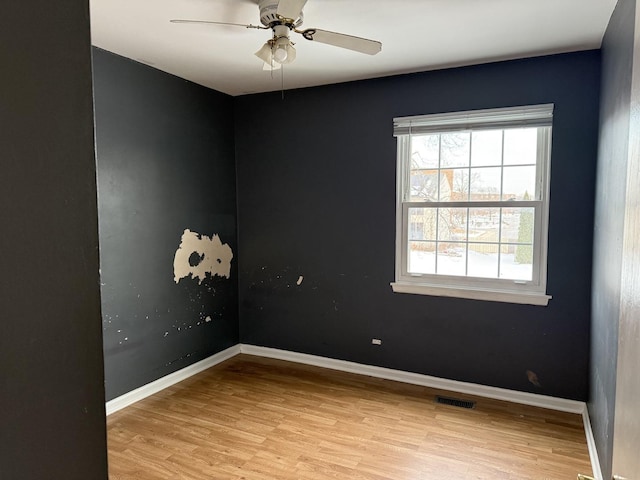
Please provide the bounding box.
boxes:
[392,105,553,306]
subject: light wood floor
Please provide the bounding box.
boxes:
[107,355,593,479]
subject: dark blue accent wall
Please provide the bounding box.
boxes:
[235,51,601,401]
[0,1,108,478]
[589,0,635,477]
[93,49,239,401]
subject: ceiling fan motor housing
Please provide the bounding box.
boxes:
[258,0,303,28]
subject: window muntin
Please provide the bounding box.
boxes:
[393,105,553,305]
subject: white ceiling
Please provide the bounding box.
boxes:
[90,0,617,97]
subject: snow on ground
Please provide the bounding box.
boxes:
[409,248,532,280]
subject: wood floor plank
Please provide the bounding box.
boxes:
[107,354,593,479]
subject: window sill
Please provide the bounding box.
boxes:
[390,282,551,306]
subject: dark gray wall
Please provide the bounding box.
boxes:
[589,0,635,477]
[93,49,239,401]
[235,51,600,401]
[0,2,108,479]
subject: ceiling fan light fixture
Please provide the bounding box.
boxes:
[284,42,296,63]
[273,36,296,64]
[254,42,274,64]
[274,45,288,63]
[262,61,281,71]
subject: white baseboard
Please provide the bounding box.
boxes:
[106,343,586,415]
[239,344,586,414]
[105,344,240,416]
[582,406,604,480]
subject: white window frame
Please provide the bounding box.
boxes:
[391,104,553,306]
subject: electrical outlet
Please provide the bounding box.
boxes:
[371,338,382,345]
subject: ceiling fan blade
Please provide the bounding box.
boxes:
[170,19,266,30]
[299,28,382,55]
[276,0,308,20]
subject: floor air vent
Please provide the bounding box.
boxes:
[435,395,476,409]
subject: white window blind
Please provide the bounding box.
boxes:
[393,104,554,136]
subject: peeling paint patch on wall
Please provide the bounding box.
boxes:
[173,229,233,283]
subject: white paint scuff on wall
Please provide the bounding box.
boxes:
[173,229,233,284]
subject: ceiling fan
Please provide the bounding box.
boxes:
[171,0,382,70]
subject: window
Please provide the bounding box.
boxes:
[391,105,553,306]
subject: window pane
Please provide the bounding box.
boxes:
[469,167,502,200]
[500,244,533,281]
[468,244,499,278]
[408,241,436,274]
[468,207,500,242]
[441,133,470,167]
[502,166,536,200]
[408,208,437,241]
[411,135,439,168]
[410,169,439,201]
[501,207,535,243]
[444,169,467,201]
[471,130,502,166]
[437,208,468,242]
[504,128,537,165]
[436,242,467,276]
